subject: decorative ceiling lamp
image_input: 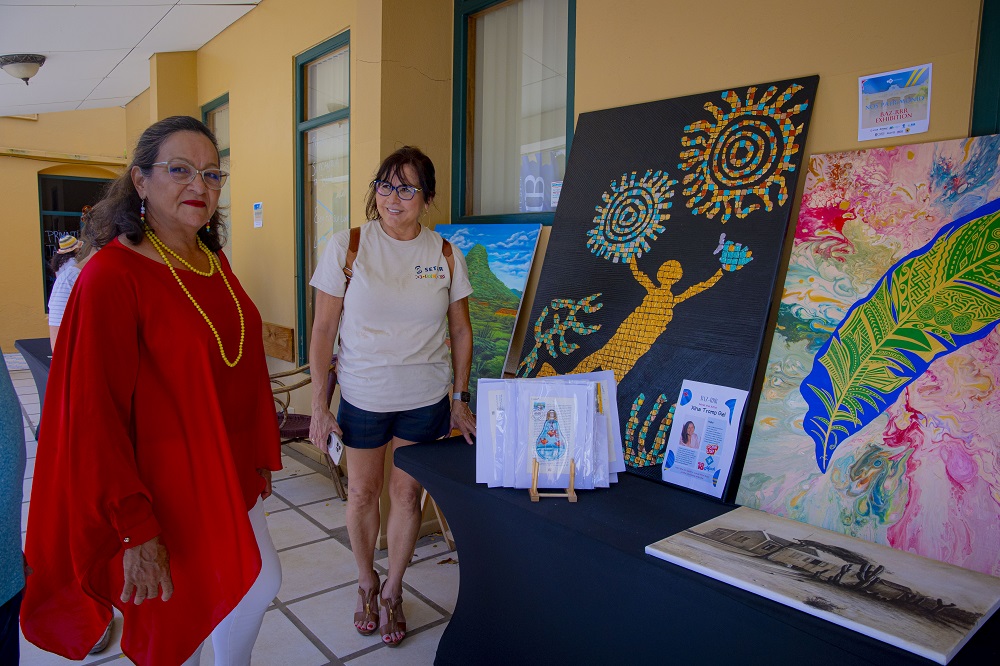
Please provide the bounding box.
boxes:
[0,54,46,85]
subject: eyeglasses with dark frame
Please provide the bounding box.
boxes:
[372,179,422,201]
[150,159,229,190]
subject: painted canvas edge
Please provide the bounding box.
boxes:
[501,224,542,373]
[645,506,1000,664]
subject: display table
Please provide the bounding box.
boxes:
[395,438,999,666]
[14,338,51,412]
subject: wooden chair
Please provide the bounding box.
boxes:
[270,356,347,500]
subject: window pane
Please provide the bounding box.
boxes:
[303,119,350,349]
[206,103,230,152]
[306,45,350,120]
[39,177,107,213]
[470,0,568,215]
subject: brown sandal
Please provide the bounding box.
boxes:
[354,570,380,636]
[379,580,407,647]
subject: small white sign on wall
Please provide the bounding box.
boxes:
[253,202,263,228]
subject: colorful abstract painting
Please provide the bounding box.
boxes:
[516,77,819,488]
[436,223,541,408]
[736,135,1000,576]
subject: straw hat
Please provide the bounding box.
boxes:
[56,235,83,254]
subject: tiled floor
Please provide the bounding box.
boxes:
[7,353,458,665]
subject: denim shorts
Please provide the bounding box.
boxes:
[338,395,451,449]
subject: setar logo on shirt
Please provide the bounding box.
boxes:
[414,265,447,280]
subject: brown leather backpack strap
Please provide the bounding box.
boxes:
[442,238,455,288]
[344,226,361,288]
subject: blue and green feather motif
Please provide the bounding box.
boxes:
[801,198,1000,472]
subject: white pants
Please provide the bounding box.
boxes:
[181,498,282,665]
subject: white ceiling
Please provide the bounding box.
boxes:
[0,0,260,117]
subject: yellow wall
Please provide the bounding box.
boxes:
[508,0,984,368]
[381,0,454,224]
[124,89,151,159]
[196,0,373,348]
[150,52,200,121]
[0,110,125,350]
[192,0,455,365]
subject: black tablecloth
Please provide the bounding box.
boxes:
[395,438,999,666]
[14,338,51,412]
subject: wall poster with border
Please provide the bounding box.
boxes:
[516,76,819,491]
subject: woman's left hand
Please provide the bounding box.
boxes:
[258,468,273,500]
[451,400,476,445]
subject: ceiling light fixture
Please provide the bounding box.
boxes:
[0,54,46,85]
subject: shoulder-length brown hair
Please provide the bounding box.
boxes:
[364,146,436,222]
[85,115,228,252]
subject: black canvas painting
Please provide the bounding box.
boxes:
[517,76,819,487]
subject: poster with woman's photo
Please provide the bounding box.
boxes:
[661,380,748,498]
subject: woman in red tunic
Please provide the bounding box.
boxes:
[20,116,282,666]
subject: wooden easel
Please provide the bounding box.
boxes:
[529,458,577,502]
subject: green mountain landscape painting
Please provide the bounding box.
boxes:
[436,223,542,409]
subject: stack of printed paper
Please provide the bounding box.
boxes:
[475,371,624,489]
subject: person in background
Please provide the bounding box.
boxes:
[20,115,282,666]
[0,354,28,662]
[308,146,476,648]
[47,230,86,350]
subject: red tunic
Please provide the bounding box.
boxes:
[21,239,282,666]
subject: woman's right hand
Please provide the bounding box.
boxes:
[309,407,342,453]
[121,535,173,605]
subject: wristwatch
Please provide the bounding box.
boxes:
[452,391,471,403]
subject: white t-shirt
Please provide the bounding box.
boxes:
[310,221,474,412]
[47,258,80,326]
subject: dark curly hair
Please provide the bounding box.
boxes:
[364,146,436,221]
[85,115,227,252]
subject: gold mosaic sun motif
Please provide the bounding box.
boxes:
[679,83,810,222]
[586,169,677,263]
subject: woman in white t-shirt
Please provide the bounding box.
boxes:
[308,146,476,648]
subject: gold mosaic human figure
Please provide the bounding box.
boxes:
[539,257,724,382]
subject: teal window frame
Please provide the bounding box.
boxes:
[37,174,110,311]
[294,31,351,362]
[452,0,576,226]
[201,93,231,158]
[973,0,1000,136]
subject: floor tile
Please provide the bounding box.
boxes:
[262,492,291,514]
[288,583,443,660]
[25,456,35,479]
[277,538,358,602]
[196,608,329,666]
[23,476,32,502]
[250,609,330,666]
[21,502,29,532]
[20,610,123,665]
[401,555,461,614]
[273,456,317,481]
[20,393,40,406]
[265,507,329,551]
[26,438,37,458]
[376,534,453,568]
[272,473,341,506]
[344,615,446,665]
[299,497,348,531]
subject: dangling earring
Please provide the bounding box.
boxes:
[205,220,211,233]
[140,199,146,225]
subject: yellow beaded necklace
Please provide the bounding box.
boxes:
[146,228,216,276]
[144,225,245,367]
